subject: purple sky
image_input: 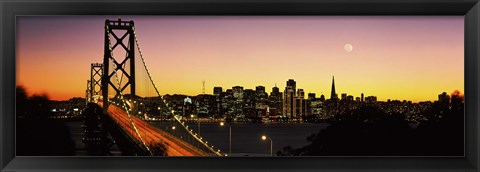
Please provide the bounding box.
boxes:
[17,16,464,101]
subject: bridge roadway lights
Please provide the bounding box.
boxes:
[99,107,150,156]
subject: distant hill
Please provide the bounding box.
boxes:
[121,94,143,99]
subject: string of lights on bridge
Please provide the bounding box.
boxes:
[132,26,222,156]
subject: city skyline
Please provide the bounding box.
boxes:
[17,16,464,102]
[156,77,460,103]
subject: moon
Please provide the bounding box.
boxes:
[344,43,353,52]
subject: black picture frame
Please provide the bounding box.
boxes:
[1,0,479,171]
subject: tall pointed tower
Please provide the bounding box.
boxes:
[330,76,337,100]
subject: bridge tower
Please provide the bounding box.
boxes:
[102,19,136,113]
[90,63,103,103]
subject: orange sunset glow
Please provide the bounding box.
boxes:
[16,16,464,102]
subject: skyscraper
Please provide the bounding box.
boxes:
[269,85,283,116]
[284,79,297,119]
[347,95,354,101]
[243,89,256,118]
[330,76,338,100]
[255,86,268,117]
[287,79,296,92]
[282,79,306,121]
[308,93,316,100]
[232,86,244,99]
[294,89,307,120]
[232,86,244,117]
[320,94,325,102]
[283,85,295,119]
[255,86,268,104]
[272,85,279,93]
[255,86,266,94]
[213,87,222,96]
[213,87,222,116]
[221,89,234,117]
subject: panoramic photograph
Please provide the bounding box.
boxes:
[16,16,464,156]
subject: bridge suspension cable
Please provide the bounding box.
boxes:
[132,26,222,156]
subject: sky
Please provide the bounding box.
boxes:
[16,16,464,102]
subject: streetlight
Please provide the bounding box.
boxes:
[171,126,177,136]
[220,121,232,156]
[261,135,273,156]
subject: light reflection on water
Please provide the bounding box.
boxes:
[149,121,329,156]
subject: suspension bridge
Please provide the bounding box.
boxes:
[84,19,222,156]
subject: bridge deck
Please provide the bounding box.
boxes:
[98,102,209,156]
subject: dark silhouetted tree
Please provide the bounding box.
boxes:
[16,86,75,156]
